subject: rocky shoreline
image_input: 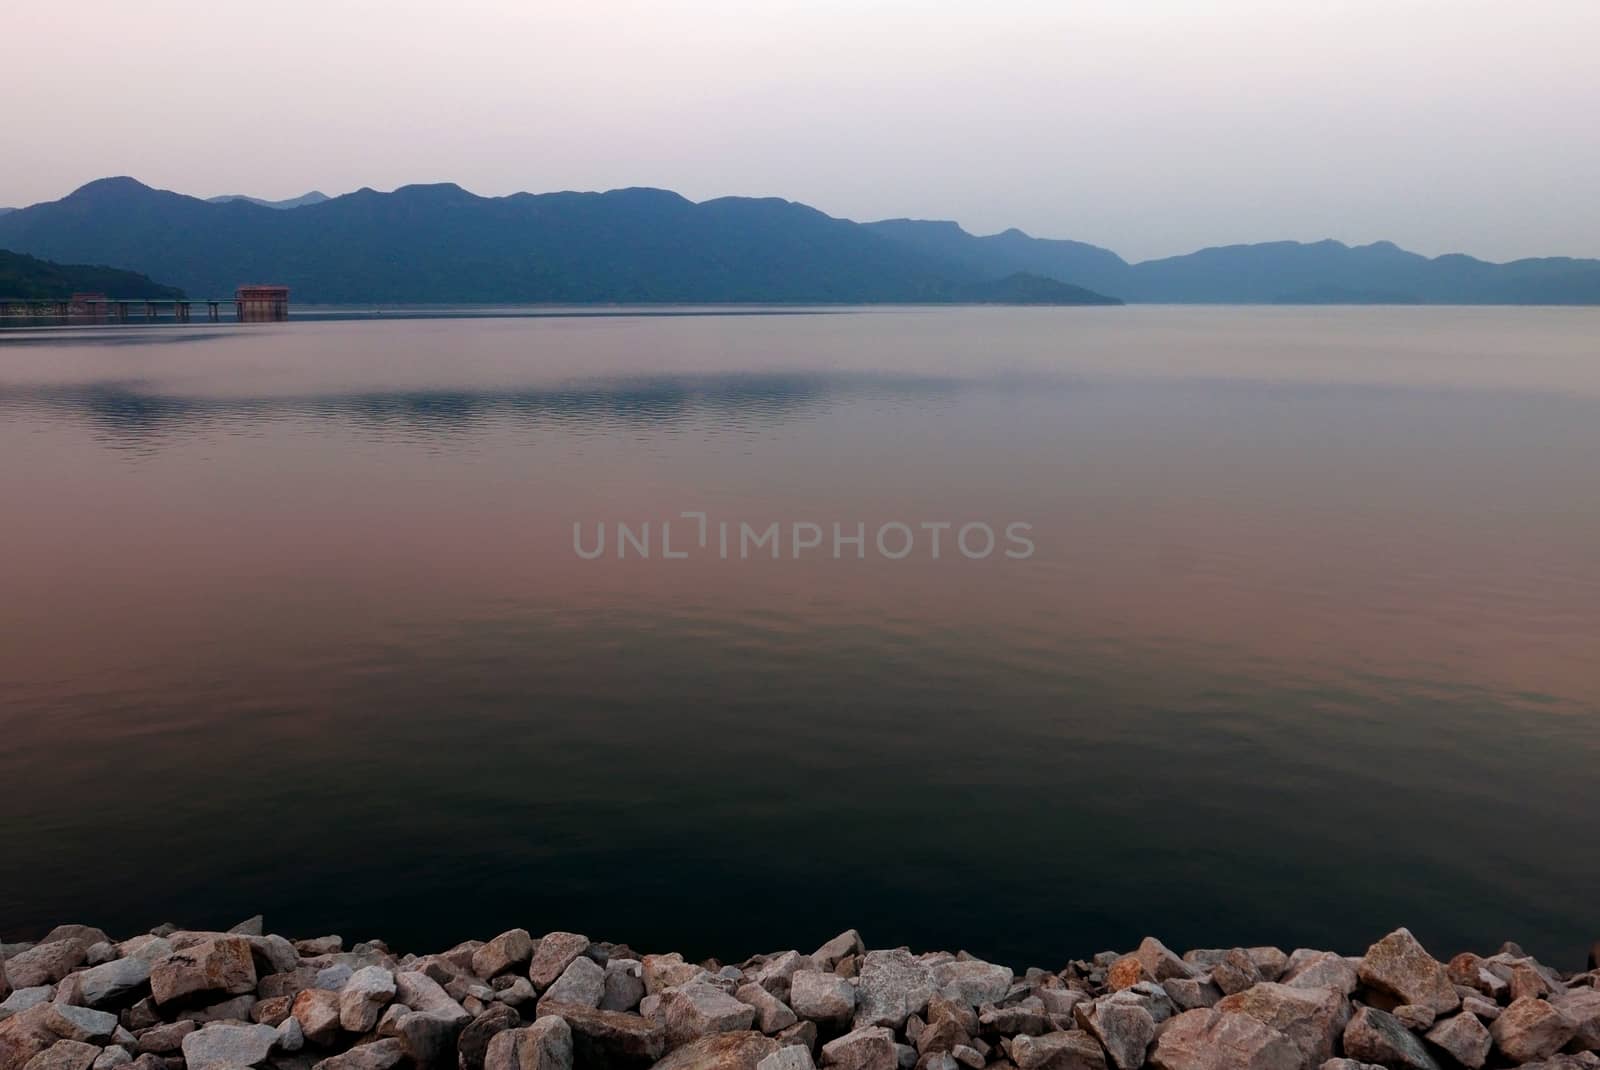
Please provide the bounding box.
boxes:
[4,923,1599,1070]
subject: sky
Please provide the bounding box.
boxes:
[2,0,1597,263]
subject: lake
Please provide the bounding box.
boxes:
[1,305,1597,969]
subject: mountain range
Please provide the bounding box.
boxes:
[205,191,330,210]
[0,248,184,300]
[0,177,1596,305]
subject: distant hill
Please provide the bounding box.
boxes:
[0,178,1119,305]
[0,176,1595,304]
[206,191,330,210]
[0,248,184,299]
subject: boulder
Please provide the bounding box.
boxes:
[275,1017,303,1053]
[1356,930,1458,1017]
[540,1004,665,1068]
[393,1011,465,1069]
[1,1006,60,1070]
[757,1048,816,1070]
[485,1017,571,1070]
[1105,958,1152,992]
[149,939,256,1008]
[749,955,809,1002]
[473,934,535,982]
[1160,979,1221,1012]
[89,1047,128,1070]
[1490,996,1576,1063]
[2,990,56,1020]
[1215,983,1349,1068]
[640,958,704,998]
[812,933,864,974]
[1132,940,1193,983]
[1425,1011,1491,1070]
[734,986,797,1035]
[789,973,855,1027]
[339,968,396,1034]
[601,962,645,1014]
[41,1008,117,1046]
[1148,1007,1300,1070]
[1074,1001,1152,1070]
[659,983,756,1046]
[391,973,469,1026]
[537,960,604,1016]
[76,960,152,1010]
[930,963,1012,1009]
[854,952,936,1030]
[310,1038,407,1070]
[459,1005,521,1070]
[528,937,590,992]
[1280,953,1359,997]
[1211,950,1262,996]
[650,1030,778,1070]
[1552,988,1600,1051]
[133,1022,196,1055]
[21,1041,100,1070]
[37,933,105,956]
[178,1023,278,1070]
[1341,1006,1439,1070]
[1008,1031,1106,1070]
[819,1026,896,1070]
[4,947,87,992]
[290,990,341,1046]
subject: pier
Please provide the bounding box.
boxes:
[0,286,290,323]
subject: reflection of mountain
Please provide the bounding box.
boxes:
[0,371,963,441]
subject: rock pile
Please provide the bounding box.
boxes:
[3,922,1598,1070]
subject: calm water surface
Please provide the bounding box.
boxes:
[2,306,1597,966]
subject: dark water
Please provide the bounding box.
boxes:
[2,307,1597,968]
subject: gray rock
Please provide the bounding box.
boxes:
[527,936,589,993]
[42,1007,117,1045]
[854,952,935,1030]
[1076,1000,1153,1070]
[22,1040,99,1070]
[484,1017,571,1070]
[296,938,342,958]
[76,960,151,1010]
[248,936,300,976]
[1426,1011,1491,1069]
[1160,979,1221,1012]
[391,973,469,1026]
[1553,987,1600,1050]
[1009,1030,1107,1070]
[1281,953,1359,996]
[813,932,865,974]
[339,967,396,1033]
[757,1047,815,1070]
[930,962,1012,1009]
[535,960,603,1016]
[37,933,105,956]
[1392,1004,1435,1031]
[175,994,257,1024]
[2,991,56,1020]
[315,966,353,992]
[1210,950,1262,996]
[274,1017,303,1053]
[1149,1007,1300,1070]
[1356,930,1459,1018]
[472,933,534,982]
[82,947,113,970]
[735,985,797,1035]
[599,961,643,1013]
[496,979,537,1010]
[5,947,87,992]
[179,1023,278,1070]
[310,1038,406,1070]
[750,954,810,1002]
[651,1031,779,1070]
[660,982,756,1046]
[150,939,256,1008]
[228,918,266,938]
[820,1025,896,1070]
[789,972,855,1027]
[1341,1006,1439,1070]
[1490,996,1576,1064]
[89,1047,129,1070]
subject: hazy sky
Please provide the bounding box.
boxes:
[3,0,1597,262]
